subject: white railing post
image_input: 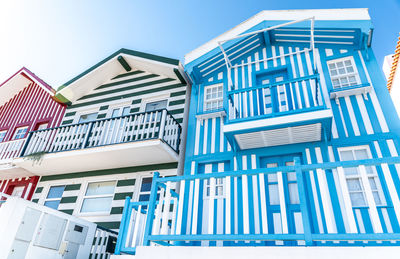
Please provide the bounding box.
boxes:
[159,109,167,140]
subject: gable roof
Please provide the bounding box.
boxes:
[0,67,55,107]
[56,48,189,104]
[185,8,372,66]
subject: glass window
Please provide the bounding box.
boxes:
[204,84,223,111]
[80,181,115,213]
[78,112,98,123]
[13,126,28,140]
[145,100,168,112]
[37,123,48,131]
[339,146,385,207]
[327,57,360,89]
[205,178,224,198]
[0,130,7,142]
[44,186,65,210]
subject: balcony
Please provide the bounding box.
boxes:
[224,75,332,150]
[14,109,181,175]
[115,156,400,255]
[0,139,34,178]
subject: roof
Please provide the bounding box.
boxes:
[0,67,55,107]
[185,8,372,65]
[387,34,400,92]
[57,48,189,104]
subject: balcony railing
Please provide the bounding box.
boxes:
[0,138,26,164]
[227,74,325,123]
[115,156,400,254]
[21,109,181,157]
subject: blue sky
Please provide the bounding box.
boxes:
[0,0,399,88]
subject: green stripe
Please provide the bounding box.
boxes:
[168,108,184,115]
[69,83,185,109]
[110,207,124,214]
[97,113,107,119]
[95,74,160,91]
[59,48,179,90]
[113,192,133,200]
[95,221,120,230]
[32,199,39,203]
[64,184,81,191]
[173,68,187,85]
[176,118,183,123]
[60,196,77,203]
[65,111,76,117]
[170,90,186,97]
[80,77,173,101]
[169,99,185,106]
[100,105,109,111]
[35,187,43,193]
[131,99,141,105]
[40,162,178,181]
[117,179,136,187]
[130,107,140,113]
[112,70,144,80]
[59,209,74,215]
[62,120,74,125]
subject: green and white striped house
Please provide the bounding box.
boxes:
[19,48,191,231]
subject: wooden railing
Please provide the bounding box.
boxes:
[90,226,119,259]
[115,156,400,254]
[21,109,181,156]
[227,75,325,122]
[0,139,26,163]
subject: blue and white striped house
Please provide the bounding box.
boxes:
[114,9,400,258]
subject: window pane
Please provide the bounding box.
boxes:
[112,109,120,118]
[268,184,279,205]
[140,178,153,192]
[268,173,278,182]
[372,191,382,205]
[347,179,362,191]
[122,107,130,116]
[289,183,299,204]
[287,172,296,181]
[350,192,366,206]
[44,200,61,210]
[81,197,113,213]
[139,194,150,201]
[79,113,98,123]
[85,181,115,196]
[0,131,7,142]
[344,167,359,176]
[47,186,65,199]
[368,177,378,190]
[340,150,354,161]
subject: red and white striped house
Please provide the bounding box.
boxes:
[0,67,66,200]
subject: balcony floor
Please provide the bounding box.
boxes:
[224,109,333,150]
[14,139,178,175]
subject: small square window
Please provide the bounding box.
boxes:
[79,113,98,123]
[13,126,28,140]
[44,186,65,210]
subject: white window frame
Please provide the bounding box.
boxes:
[203,83,223,112]
[204,177,225,199]
[106,102,132,118]
[0,130,7,142]
[77,180,116,216]
[327,56,361,89]
[73,108,99,124]
[43,185,65,210]
[140,94,169,113]
[12,126,29,140]
[338,145,386,207]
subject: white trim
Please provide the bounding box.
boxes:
[223,109,332,133]
[329,86,372,99]
[185,9,370,64]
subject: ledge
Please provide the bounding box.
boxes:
[330,84,372,99]
[196,110,226,121]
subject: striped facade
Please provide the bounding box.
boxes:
[30,49,189,232]
[0,68,66,200]
[179,10,400,244]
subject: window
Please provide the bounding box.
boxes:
[205,178,224,198]
[13,126,28,140]
[111,106,130,118]
[80,181,116,213]
[204,84,223,111]
[44,186,65,210]
[338,146,385,207]
[145,100,168,112]
[0,130,7,142]
[36,123,48,131]
[327,57,360,89]
[138,177,153,202]
[78,112,98,123]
